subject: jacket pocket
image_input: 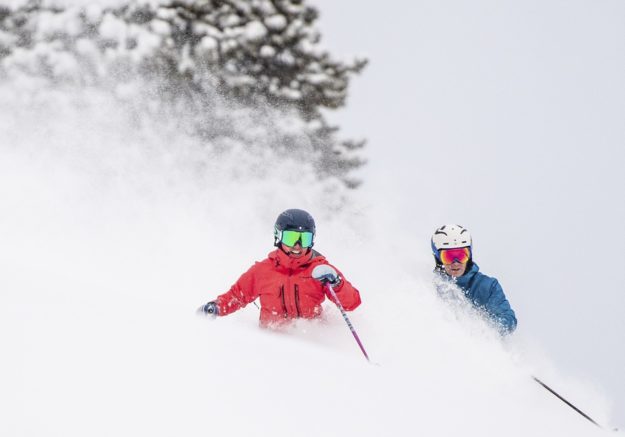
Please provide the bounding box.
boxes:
[279,285,288,318]
[294,284,301,318]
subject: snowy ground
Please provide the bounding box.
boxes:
[0,82,616,436]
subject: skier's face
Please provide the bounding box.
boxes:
[443,261,467,278]
[281,242,306,258]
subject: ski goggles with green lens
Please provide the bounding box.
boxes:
[279,230,314,248]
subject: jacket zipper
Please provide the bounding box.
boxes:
[294,284,301,318]
[280,285,288,318]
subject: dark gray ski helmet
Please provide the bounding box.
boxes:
[274,209,316,246]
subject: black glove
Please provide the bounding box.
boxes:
[312,265,341,287]
[196,301,219,318]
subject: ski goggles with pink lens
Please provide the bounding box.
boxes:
[439,247,471,265]
[279,230,314,248]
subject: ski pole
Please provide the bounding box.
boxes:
[325,283,370,362]
[532,376,603,429]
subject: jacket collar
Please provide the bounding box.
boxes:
[454,262,480,288]
[269,248,323,271]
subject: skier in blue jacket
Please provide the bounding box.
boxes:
[431,224,517,334]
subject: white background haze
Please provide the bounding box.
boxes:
[313,0,625,429]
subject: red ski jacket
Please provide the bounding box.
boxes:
[215,249,361,326]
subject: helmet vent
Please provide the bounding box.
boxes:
[431,224,472,253]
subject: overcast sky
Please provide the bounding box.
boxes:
[312,0,625,426]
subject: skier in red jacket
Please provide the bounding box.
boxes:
[197,209,361,327]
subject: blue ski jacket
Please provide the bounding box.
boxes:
[440,262,517,334]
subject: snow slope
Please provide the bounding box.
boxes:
[0,81,616,437]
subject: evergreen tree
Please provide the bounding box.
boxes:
[0,0,367,188]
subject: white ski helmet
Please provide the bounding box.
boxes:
[431,224,472,261]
